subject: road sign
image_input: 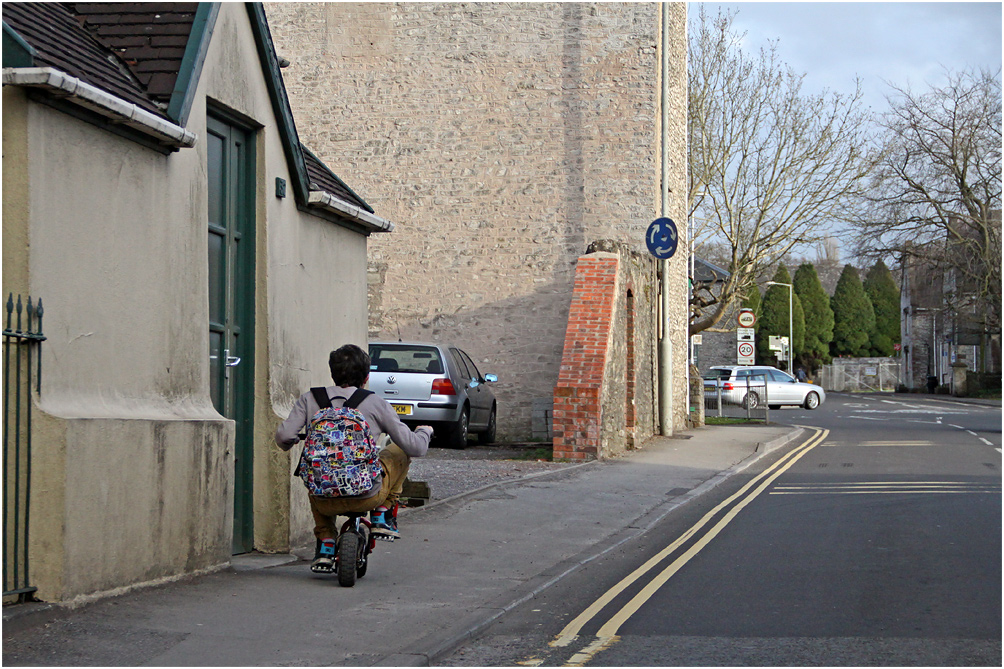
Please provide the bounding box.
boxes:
[737,327,755,341]
[737,309,756,328]
[645,217,678,259]
[893,343,902,351]
[768,335,788,351]
[737,341,755,365]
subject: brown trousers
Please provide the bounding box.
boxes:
[308,443,410,541]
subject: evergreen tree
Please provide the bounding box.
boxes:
[793,262,834,371]
[741,283,761,316]
[863,260,900,356]
[757,266,804,370]
[831,264,875,357]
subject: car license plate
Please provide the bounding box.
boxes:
[392,404,412,416]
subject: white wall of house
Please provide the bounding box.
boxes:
[4,2,371,602]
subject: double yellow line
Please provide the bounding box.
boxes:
[548,427,828,667]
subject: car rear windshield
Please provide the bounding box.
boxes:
[369,344,445,374]
[703,369,733,380]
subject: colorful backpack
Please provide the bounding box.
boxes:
[296,387,381,497]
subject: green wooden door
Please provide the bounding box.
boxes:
[207,114,256,554]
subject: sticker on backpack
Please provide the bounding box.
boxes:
[297,388,381,497]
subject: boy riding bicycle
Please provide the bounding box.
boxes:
[275,344,433,571]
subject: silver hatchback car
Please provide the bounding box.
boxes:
[703,365,825,410]
[368,342,498,448]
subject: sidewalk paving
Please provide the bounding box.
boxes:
[3,423,804,667]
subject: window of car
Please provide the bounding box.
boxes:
[450,349,473,381]
[458,350,483,381]
[369,344,444,374]
[769,369,794,383]
[704,368,733,379]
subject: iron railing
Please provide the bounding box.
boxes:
[703,375,770,423]
[3,293,45,601]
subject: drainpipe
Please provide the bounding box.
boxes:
[658,2,673,436]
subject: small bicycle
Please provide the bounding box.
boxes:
[305,434,395,587]
[311,513,374,587]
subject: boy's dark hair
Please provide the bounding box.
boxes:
[329,344,371,387]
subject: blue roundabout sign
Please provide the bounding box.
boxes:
[645,217,679,260]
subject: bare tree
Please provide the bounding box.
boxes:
[853,67,1002,331]
[688,7,877,334]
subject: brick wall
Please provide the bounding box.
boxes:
[266,2,689,440]
[553,243,661,459]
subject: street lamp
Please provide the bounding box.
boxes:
[766,281,793,371]
[688,192,704,367]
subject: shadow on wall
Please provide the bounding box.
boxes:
[368,276,578,442]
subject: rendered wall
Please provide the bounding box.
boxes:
[265,2,690,440]
[6,3,372,602]
[22,98,234,602]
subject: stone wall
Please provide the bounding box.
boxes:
[265,2,689,440]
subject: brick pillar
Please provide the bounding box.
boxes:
[552,255,619,460]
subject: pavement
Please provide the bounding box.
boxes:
[3,423,807,666]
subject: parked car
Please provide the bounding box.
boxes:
[368,342,498,448]
[702,365,825,410]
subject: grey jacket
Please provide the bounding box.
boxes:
[275,385,432,458]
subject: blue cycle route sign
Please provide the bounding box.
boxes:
[645,217,679,260]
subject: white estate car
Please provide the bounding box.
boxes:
[703,365,825,410]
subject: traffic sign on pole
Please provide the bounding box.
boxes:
[737,341,755,365]
[737,309,756,328]
[645,217,679,259]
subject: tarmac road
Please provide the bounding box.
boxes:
[7,397,992,666]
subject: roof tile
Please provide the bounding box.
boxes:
[2,2,167,117]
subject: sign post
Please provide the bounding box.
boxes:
[646,217,678,437]
[737,309,756,365]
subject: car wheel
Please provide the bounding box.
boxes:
[742,392,760,410]
[478,405,497,445]
[804,391,820,410]
[446,408,470,449]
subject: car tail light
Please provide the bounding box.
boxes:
[723,382,734,391]
[432,378,456,395]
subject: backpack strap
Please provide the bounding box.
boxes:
[310,387,332,409]
[344,388,374,410]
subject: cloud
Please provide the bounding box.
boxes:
[714,2,1002,111]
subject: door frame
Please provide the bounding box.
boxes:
[207,107,257,554]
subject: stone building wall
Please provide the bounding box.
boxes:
[266,2,689,439]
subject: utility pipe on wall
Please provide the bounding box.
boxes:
[658,2,673,436]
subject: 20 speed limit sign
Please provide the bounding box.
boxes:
[737,341,755,364]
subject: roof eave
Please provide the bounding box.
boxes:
[307,191,394,234]
[3,67,197,150]
[167,2,220,126]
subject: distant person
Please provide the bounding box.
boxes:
[796,367,807,382]
[275,344,433,571]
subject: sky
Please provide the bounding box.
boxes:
[708,2,1003,115]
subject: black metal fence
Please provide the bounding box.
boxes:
[4,294,45,602]
[703,375,769,422]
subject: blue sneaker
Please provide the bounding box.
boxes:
[311,538,336,572]
[369,508,400,539]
